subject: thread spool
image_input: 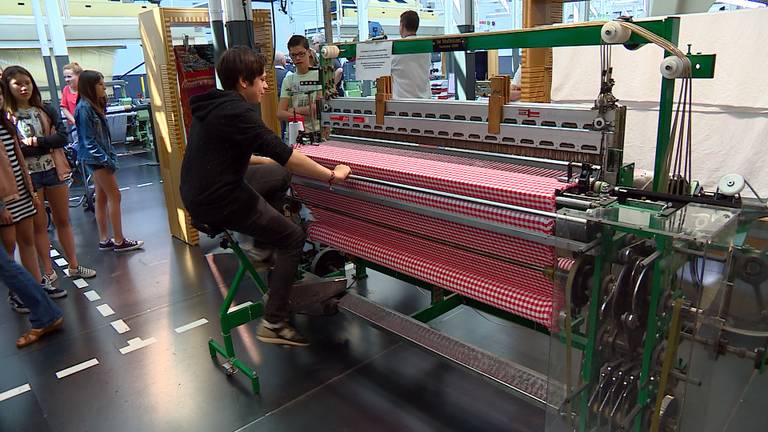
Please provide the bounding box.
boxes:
[660,56,686,79]
[287,121,304,145]
[321,45,340,59]
[601,21,631,44]
[717,174,746,197]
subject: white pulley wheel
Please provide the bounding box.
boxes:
[660,56,686,79]
[601,21,631,44]
[718,174,746,197]
[593,117,606,130]
[321,45,340,59]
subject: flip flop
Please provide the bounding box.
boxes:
[16,316,64,348]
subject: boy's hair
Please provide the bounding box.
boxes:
[1,65,43,113]
[400,10,420,33]
[77,70,107,114]
[287,35,310,51]
[63,62,84,75]
[216,46,266,91]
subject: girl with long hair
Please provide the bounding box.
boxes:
[75,70,143,252]
[2,66,96,296]
[0,77,40,310]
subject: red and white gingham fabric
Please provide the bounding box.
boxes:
[299,141,570,212]
[294,184,555,267]
[308,210,555,326]
[296,141,574,328]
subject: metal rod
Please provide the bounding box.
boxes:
[639,250,662,268]
[347,174,588,223]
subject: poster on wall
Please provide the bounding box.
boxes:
[173,44,216,138]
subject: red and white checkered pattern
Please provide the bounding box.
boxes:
[299,141,571,212]
[308,210,556,327]
[317,141,565,178]
[294,184,555,267]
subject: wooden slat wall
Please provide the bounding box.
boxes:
[521,0,563,103]
[252,10,280,135]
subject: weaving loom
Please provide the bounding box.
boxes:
[280,18,768,432]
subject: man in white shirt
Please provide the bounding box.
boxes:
[390,10,431,99]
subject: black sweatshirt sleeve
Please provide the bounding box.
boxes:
[36,104,68,150]
[238,106,293,166]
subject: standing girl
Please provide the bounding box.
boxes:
[75,70,143,252]
[60,62,82,146]
[3,66,96,292]
[0,80,56,310]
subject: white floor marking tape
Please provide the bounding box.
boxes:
[174,318,209,334]
[110,320,131,334]
[0,384,31,402]
[54,258,68,267]
[119,187,131,191]
[119,337,157,355]
[83,290,101,302]
[96,304,115,317]
[49,249,60,258]
[136,182,153,188]
[228,301,253,314]
[56,358,100,379]
[73,279,89,289]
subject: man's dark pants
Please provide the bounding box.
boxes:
[226,164,306,324]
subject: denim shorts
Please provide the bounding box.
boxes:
[31,168,65,190]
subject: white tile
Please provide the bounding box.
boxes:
[55,358,99,379]
[96,304,115,317]
[174,318,208,334]
[0,384,31,402]
[49,249,60,258]
[136,182,153,188]
[119,337,157,355]
[54,258,68,267]
[83,290,101,302]
[227,301,253,314]
[73,279,89,289]
[110,320,130,334]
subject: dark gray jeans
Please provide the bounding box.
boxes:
[228,164,306,323]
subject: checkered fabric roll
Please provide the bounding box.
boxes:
[299,141,572,212]
[294,184,555,267]
[308,210,556,327]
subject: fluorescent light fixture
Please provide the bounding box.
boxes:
[716,0,766,8]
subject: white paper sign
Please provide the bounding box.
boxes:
[356,41,393,81]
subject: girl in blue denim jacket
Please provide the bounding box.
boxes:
[75,70,143,252]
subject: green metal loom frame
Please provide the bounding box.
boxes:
[319,17,720,431]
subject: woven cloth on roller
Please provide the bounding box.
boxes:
[294,183,555,268]
[309,210,556,326]
[298,141,570,212]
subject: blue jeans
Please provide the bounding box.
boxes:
[0,247,62,328]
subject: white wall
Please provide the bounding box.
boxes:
[551,8,768,196]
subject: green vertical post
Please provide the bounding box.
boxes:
[578,228,610,431]
[634,235,670,431]
[652,17,680,193]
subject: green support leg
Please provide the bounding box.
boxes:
[208,234,268,394]
[354,259,369,281]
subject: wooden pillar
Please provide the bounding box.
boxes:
[521,0,563,103]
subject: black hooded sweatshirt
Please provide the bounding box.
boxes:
[180,89,292,223]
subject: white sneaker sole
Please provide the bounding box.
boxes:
[256,335,309,347]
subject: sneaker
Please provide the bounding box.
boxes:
[99,239,115,250]
[67,265,97,279]
[43,271,58,285]
[256,320,309,346]
[8,293,30,314]
[113,239,144,253]
[42,279,67,299]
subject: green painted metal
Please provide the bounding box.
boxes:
[579,227,611,432]
[412,293,463,323]
[634,236,671,431]
[652,17,681,193]
[208,237,268,394]
[354,259,369,281]
[688,54,716,79]
[337,20,669,58]
[619,163,636,187]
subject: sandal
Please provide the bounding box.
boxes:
[16,316,64,348]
